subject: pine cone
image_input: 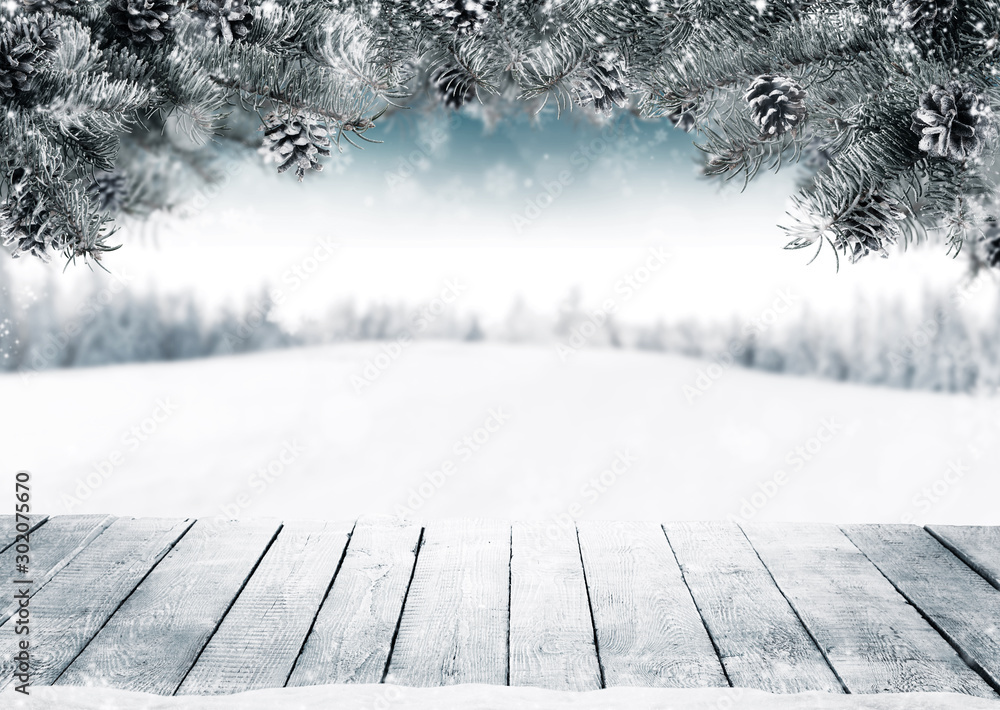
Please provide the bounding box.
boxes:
[260,112,331,181]
[911,82,992,162]
[982,223,1000,268]
[87,170,129,213]
[745,75,807,138]
[1,173,56,261]
[574,58,628,115]
[195,0,253,44]
[668,102,696,132]
[107,0,181,44]
[430,66,475,109]
[428,0,496,35]
[832,193,904,263]
[0,16,60,100]
[890,0,956,33]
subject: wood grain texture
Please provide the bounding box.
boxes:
[0,514,49,555]
[57,518,280,695]
[742,523,994,697]
[176,519,354,695]
[508,522,602,691]
[288,516,421,687]
[0,517,191,691]
[385,519,510,687]
[577,521,727,688]
[843,524,1000,692]
[926,525,1000,590]
[0,514,115,625]
[663,521,842,694]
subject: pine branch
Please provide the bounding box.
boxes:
[0,0,997,270]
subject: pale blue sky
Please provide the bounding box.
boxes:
[8,109,992,327]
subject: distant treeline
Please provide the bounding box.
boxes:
[1,262,998,394]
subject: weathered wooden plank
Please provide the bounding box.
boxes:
[57,518,280,695]
[288,516,421,687]
[175,519,353,695]
[926,525,1000,591]
[843,524,1000,691]
[0,514,115,625]
[576,521,727,688]
[0,514,49,555]
[385,519,509,686]
[508,522,602,691]
[663,521,842,693]
[742,523,994,697]
[0,517,191,691]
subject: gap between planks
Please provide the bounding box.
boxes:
[13,517,1000,699]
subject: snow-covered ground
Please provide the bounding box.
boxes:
[2,341,998,525]
[4,684,1000,710]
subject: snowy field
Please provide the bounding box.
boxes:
[4,685,1000,710]
[2,341,999,525]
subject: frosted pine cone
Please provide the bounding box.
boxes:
[87,171,129,214]
[573,59,629,115]
[195,0,253,44]
[745,75,807,138]
[911,82,992,162]
[260,112,331,181]
[890,0,956,33]
[428,0,496,35]
[107,0,181,44]
[0,16,60,100]
[832,193,904,263]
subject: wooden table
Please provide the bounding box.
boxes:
[1,516,998,698]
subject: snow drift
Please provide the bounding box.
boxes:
[4,685,1000,710]
[2,342,999,525]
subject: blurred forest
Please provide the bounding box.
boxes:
[1,259,998,394]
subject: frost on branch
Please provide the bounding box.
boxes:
[0,0,999,271]
[0,15,59,99]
